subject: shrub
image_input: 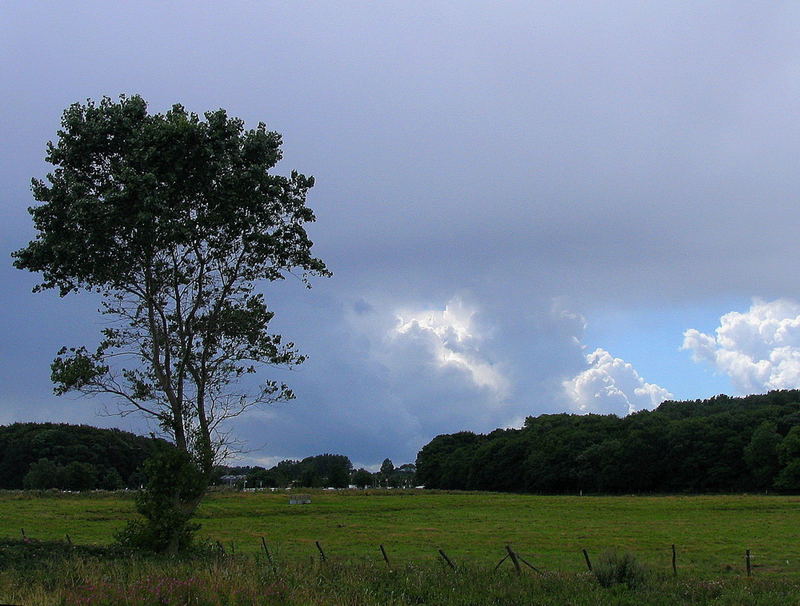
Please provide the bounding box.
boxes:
[115,447,206,553]
[593,549,648,589]
[63,461,99,491]
[22,458,65,489]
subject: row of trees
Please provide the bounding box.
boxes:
[23,458,126,491]
[0,422,418,492]
[0,422,166,489]
[220,456,417,489]
[416,390,800,493]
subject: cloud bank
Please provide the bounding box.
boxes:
[5,3,800,467]
[562,348,673,416]
[393,298,509,399]
[682,298,800,393]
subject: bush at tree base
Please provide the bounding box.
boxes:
[115,446,206,553]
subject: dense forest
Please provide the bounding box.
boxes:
[0,423,169,490]
[416,390,800,493]
[9,391,800,494]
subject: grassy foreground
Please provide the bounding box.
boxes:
[2,490,800,575]
[4,541,800,606]
[2,490,800,604]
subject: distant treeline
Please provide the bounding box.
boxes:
[0,422,417,491]
[416,390,800,493]
[218,456,416,489]
[0,423,169,490]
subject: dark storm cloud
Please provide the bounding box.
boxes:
[3,2,800,464]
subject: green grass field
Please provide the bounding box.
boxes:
[2,489,800,579]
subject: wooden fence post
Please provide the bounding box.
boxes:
[582,549,592,572]
[746,549,751,577]
[261,536,275,570]
[517,553,544,575]
[493,553,510,571]
[315,541,327,562]
[380,544,391,569]
[438,549,456,570]
[671,544,677,576]
[505,545,521,575]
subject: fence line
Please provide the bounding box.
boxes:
[5,529,773,580]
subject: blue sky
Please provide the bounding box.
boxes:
[582,301,746,400]
[3,2,800,468]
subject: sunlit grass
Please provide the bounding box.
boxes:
[2,490,800,577]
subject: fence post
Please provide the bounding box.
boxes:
[380,544,391,569]
[672,544,677,576]
[505,545,521,575]
[582,549,592,572]
[746,549,751,577]
[493,553,510,571]
[315,541,327,562]
[517,553,544,575]
[261,536,275,570]
[438,549,456,570]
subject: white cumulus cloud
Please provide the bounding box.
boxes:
[563,348,673,416]
[393,297,509,399]
[682,298,800,393]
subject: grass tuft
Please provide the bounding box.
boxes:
[592,549,649,589]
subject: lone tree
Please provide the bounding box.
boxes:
[13,95,329,545]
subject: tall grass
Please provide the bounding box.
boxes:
[3,540,800,605]
[592,549,649,589]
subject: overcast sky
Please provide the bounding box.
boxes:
[3,2,800,469]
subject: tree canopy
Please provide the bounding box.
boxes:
[12,95,329,552]
[13,95,329,477]
[416,390,800,493]
[0,422,167,490]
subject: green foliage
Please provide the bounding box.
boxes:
[258,453,353,488]
[22,458,65,490]
[744,421,781,489]
[417,390,800,493]
[218,452,413,492]
[774,426,800,490]
[62,461,99,491]
[0,422,167,489]
[352,468,375,487]
[416,431,482,489]
[23,458,120,491]
[13,94,328,477]
[115,447,206,553]
[592,550,649,589]
[244,467,282,488]
[379,458,394,487]
[13,94,328,554]
[99,467,125,490]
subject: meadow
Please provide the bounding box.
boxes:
[3,489,800,604]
